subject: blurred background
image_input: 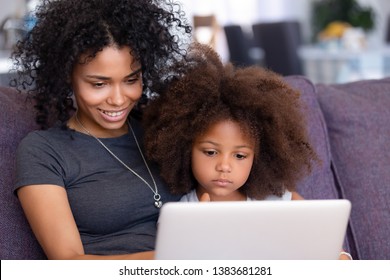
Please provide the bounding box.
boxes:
[1,0,390,85]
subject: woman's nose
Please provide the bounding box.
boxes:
[107,85,125,106]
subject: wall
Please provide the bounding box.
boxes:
[2,0,389,44]
[367,0,390,43]
[2,0,389,57]
[0,0,27,23]
[180,0,390,62]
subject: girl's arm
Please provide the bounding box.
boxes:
[17,185,154,260]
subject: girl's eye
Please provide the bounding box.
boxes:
[203,150,217,156]
[235,154,247,160]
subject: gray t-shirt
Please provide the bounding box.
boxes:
[15,119,180,255]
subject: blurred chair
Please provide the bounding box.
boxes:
[223,24,263,67]
[252,20,303,76]
[386,15,390,43]
[193,15,220,49]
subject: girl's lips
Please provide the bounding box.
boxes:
[212,179,232,187]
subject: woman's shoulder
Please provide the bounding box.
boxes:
[18,125,77,154]
[21,125,71,142]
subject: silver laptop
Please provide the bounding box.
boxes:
[155,199,351,260]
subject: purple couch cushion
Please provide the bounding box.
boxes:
[284,76,339,199]
[317,78,390,260]
[285,76,353,256]
[0,86,45,259]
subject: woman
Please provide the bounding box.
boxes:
[12,0,191,259]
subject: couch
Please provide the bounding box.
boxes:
[1,76,389,260]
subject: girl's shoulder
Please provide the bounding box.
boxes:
[249,190,293,201]
[179,189,198,202]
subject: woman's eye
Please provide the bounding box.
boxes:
[127,78,138,84]
[93,82,105,88]
[127,75,141,84]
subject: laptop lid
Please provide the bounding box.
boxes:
[155,199,351,260]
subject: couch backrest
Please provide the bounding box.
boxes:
[284,76,340,200]
[0,86,46,259]
[316,78,390,260]
[284,76,355,256]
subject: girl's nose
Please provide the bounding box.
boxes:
[216,156,232,173]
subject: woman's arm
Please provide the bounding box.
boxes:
[17,185,154,260]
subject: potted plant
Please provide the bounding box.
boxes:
[311,0,375,42]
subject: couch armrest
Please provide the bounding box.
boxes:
[0,86,46,259]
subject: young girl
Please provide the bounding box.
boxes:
[143,44,353,260]
[143,44,317,202]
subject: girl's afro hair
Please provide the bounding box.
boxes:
[143,44,319,199]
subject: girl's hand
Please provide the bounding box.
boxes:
[199,192,211,202]
[339,251,353,260]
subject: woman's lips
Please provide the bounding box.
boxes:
[98,108,129,122]
[101,110,125,117]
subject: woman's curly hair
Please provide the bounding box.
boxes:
[12,0,191,129]
[143,44,319,199]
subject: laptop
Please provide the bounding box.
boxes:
[155,199,351,260]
